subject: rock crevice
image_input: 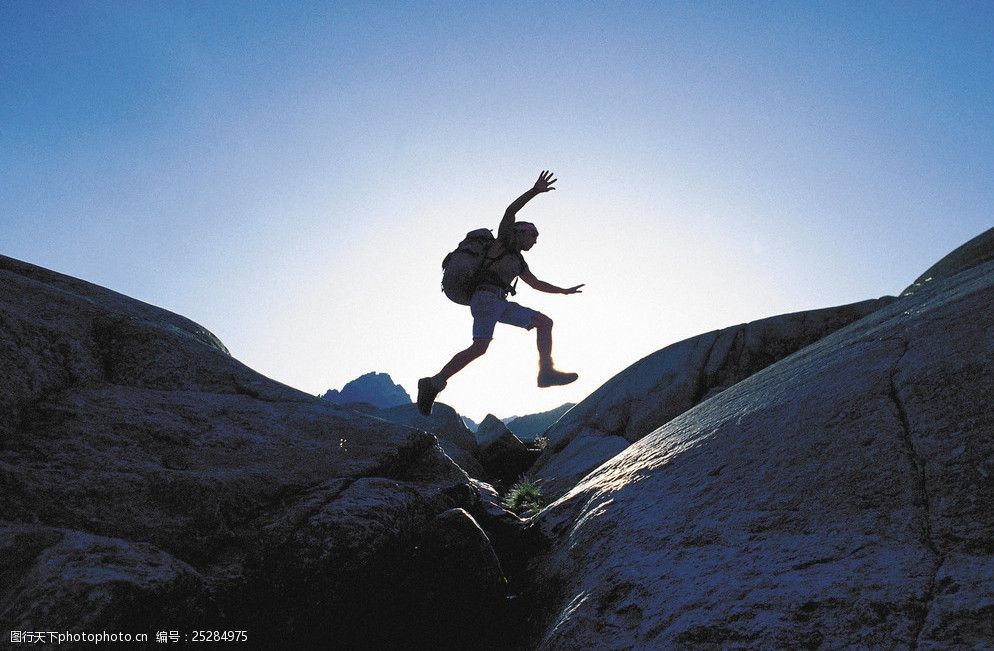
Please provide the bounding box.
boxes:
[887,337,945,649]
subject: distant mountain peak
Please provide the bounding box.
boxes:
[321,371,411,409]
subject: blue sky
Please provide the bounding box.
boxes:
[2,1,992,420]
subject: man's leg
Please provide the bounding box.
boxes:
[531,312,578,387]
[418,291,500,416]
[438,338,491,381]
[533,313,554,368]
[417,339,490,416]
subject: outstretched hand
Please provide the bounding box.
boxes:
[533,170,557,193]
[562,284,584,295]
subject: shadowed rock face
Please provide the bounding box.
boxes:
[0,254,518,647]
[530,297,894,499]
[372,402,484,479]
[475,415,538,492]
[530,255,994,648]
[1,524,213,631]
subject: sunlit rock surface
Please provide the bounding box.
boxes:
[530,297,893,499]
[530,254,994,649]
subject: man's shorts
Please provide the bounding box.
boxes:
[470,289,537,340]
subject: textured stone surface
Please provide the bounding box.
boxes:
[372,401,484,478]
[530,297,893,498]
[0,254,489,642]
[8,221,994,648]
[530,260,994,649]
[0,523,212,631]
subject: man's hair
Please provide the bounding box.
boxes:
[514,221,538,235]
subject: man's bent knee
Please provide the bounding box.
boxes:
[531,313,553,330]
[470,338,491,355]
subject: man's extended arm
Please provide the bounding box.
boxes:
[520,269,584,295]
[498,170,557,238]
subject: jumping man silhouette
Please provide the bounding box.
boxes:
[417,171,584,415]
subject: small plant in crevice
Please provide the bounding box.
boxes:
[503,477,545,518]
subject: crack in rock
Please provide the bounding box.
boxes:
[690,331,724,406]
[887,337,943,649]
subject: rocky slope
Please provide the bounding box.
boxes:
[530,297,893,498]
[5,225,993,649]
[527,237,994,648]
[0,254,526,649]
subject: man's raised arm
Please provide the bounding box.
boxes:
[498,170,557,238]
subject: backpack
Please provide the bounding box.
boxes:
[441,228,519,304]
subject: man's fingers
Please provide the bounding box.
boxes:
[535,170,557,191]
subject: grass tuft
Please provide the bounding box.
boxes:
[502,477,545,517]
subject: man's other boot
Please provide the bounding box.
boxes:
[537,367,578,388]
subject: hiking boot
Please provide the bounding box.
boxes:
[537,368,578,388]
[417,377,446,416]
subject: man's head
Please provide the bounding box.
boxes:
[514,222,539,251]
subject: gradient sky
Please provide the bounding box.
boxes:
[3,1,992,421]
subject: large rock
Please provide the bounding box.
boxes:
[321,371,412,409]
[530,253,994,648]
[476,412,516,448]
[477,415,540,491]
[530,296,893,498]
[248,477,444,646]
[0,254,500,644]
[395,508,508,647]
[373,402,484,478]
[0,523,213,632]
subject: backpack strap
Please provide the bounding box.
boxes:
[474,246,526,296]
